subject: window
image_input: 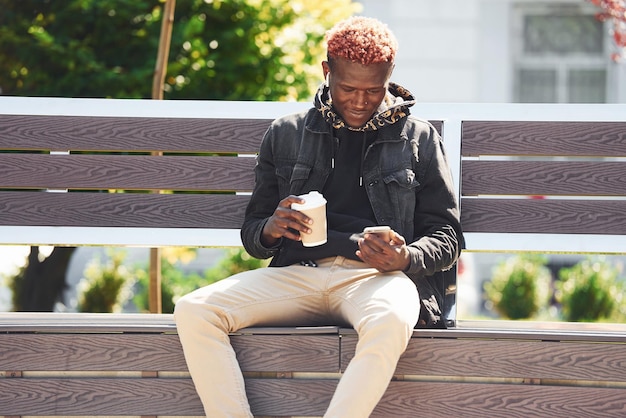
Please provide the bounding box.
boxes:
[513,3,609,103]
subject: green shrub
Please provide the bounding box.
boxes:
[556,258,623,322]
[77,249,134,313]
[485,254,552,320]
[132,247,269,313]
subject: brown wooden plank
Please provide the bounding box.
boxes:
[462,121,626,157]
[0,192,250,228]
[2,374,625,417]
[232,334,340,372]
[0,378,203,416]
[0,154,256,191]
[460,198,626,234]
[462,160,626,196]
[245,379,336,417]
[0,334,339,373]
[0,378,336,416]
[430,120,443,136]
[372,381,626,418]
[341,336,626,382]
[0,334,187,372]
[0,115,270,153]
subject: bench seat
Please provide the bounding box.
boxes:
[2,313,626,417]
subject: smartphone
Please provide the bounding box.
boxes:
[363,226,391,242]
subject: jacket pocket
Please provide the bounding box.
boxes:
[383,168,420,190]
[382,168,419,218]
[275,163,312,197]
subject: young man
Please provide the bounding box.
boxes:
[175,16,463,418]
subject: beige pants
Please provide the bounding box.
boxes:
[174,256,420,418]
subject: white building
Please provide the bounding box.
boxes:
[357,0,626,103]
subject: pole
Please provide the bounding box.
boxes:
[149,0,176,314]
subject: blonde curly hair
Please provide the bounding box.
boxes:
[326,16,397,65]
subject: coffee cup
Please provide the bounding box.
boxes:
[291,191,327,247]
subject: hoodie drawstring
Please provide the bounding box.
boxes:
[359,132,367,187]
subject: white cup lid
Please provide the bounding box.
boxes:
[291,191,326,210]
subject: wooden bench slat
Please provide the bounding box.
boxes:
[0,334,340,373]
[245,379,337,417]
[3,378,625,417]
[462,160,626,196]
[373,381,626,418]
[0,334,187,371]
[0,192,250,229]
[0,378,205,416]
[341,336,626,382]
[429,120,443,136]
[0,378,340,416]
[0,115,270,153]
[462,121,626,157]
[460,198,626,234]
[0,154,256,191]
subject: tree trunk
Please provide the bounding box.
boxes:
[16,246,76,311]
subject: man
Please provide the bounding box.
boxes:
[175,16,463,418]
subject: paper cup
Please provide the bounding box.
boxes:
[291,191,327,247]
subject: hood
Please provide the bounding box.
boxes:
[314,81,416,132]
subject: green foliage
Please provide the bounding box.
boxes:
[205,247,270,278]
[77,249,134,313]
[556,257,624,322]
[0,0,161,97]
[7,263,28,312]
[485,254,552,320]
[132,256,201,314]
[0,0,360,100]
[133,247,269,313]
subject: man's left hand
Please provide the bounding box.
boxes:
[356,229,410,272]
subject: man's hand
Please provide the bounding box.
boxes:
[261,195,313,247]
[356,229,410,272]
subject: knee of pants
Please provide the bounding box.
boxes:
[358,307,419,345]
[174,292,228,333]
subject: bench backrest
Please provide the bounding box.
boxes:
[0,98,308,247]
[2,98,626,270]
[461,120,626,236]
[430,103,626,255]
[0,98,444,247]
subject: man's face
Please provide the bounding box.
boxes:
[322,57,393,129]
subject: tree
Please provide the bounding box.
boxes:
[11,247,75,311]
[1,0,359,311]
[588,0,626,62]
[0,0,360,99]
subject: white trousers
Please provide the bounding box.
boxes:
[174,256,420,418]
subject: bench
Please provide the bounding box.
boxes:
[1,97,626,417]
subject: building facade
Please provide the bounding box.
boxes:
[356,0,626,103]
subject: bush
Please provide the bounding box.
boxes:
[132,247,269,313]
[484,254,552,319]
[77,249,134,313]
[556,257,624,322]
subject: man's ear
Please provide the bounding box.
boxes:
[321,61,331,86]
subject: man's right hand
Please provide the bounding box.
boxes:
[261,195,313,247]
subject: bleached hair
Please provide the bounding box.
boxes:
[325,16,397,65]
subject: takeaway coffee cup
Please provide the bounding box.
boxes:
[291,191,327,247]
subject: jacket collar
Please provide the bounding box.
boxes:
[313,81,416,132]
